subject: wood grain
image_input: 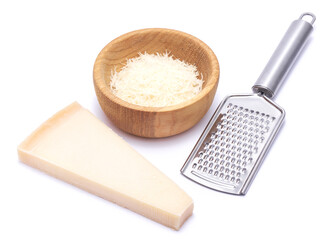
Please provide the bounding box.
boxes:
[93,28,220,138]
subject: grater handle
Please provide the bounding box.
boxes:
[252,13,315,98]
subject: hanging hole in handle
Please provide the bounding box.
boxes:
[299,12,316,25]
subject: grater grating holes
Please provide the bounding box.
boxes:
[191,103,276,186]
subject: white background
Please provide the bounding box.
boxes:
[1,0,333,239]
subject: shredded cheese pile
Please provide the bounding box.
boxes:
[110,52,203,107]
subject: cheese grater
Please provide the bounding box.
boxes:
[181,13,315,195]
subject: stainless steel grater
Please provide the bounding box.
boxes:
[181,13,316,195]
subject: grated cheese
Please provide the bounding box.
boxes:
[110,52,203,107]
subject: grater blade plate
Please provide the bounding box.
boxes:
[181,94,285,195]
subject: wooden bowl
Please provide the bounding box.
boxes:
[93,28,220,138]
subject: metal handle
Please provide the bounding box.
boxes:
[252,13,316,98]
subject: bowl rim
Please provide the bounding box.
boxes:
[93,28,220,113]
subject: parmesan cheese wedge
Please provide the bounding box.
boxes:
[17,102,193,230]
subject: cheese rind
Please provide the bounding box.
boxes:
[18,102,193,230]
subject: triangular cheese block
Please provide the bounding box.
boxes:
[18,102,193,230]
